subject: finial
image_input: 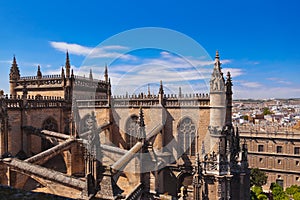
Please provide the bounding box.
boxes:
[71,69,74,77]
[214,50,222,73]
[159,80,164,94]
[10,55,20,81]
[105,63,108,74]
[104,64,108,83]
[37,65,42,78]
[226,71,233,90]
[179,86,182,98]
[89,69,93,80]
[226,71,231,78]
[215,50,219,59]
[65,51,71,78]
[61,67,65,77]
[13,55,17,64]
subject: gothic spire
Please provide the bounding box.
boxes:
[210,50,225,92]
[107,78,111,96]
[65,51,71,78]
[61,67,65,78]
[214,50,221,73]
[89,69,93,80]
[9,55,20,81]
[37,65,42,79]
[159,80,164,94]
[226,71,233,94]
[104,64,108,83]
[179,86,182,98]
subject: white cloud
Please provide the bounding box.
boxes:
[65,47,238,95]
[222,68,244,77]
[50,41,92,56]
[237,80,262,88]
[234,86,300,99]
[267,77,292,85]
[49,41,136,60]
[0,60,11,64]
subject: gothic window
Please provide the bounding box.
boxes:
[42,117,58,151]
[42,117,58,132]
[177,117,196,156]
[125,115,139,149]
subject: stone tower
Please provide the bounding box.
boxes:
[9,56,20,96]
[209,50,226,133]
[193,51,250,200]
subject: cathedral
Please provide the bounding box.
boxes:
[0,51,250,199]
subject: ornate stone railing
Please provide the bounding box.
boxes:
[112,93,209,100]
[74,75,106,83]
[20,74,62,80]
[76,99,109,108]
[5,99,23,108]
[1,95,66,109]
[113,99,160,107]
[17,77,63,87]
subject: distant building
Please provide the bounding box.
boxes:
[239,124,300,191]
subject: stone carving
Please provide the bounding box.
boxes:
[204,151,218,171]
[208,125,222,135]
[210,73,224,91]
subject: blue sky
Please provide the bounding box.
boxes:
[0,0,299,99]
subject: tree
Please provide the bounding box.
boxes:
[270,183,289,200]
[263,107,272,115]
[250,168,268,187]
[251,186,268,200]
[294,192,300,200]
[286,185,300,196]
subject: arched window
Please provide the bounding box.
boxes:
[125,115,139,149]
[42,117,58,151]
[42,117,58,132]
[178,117,196,156]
